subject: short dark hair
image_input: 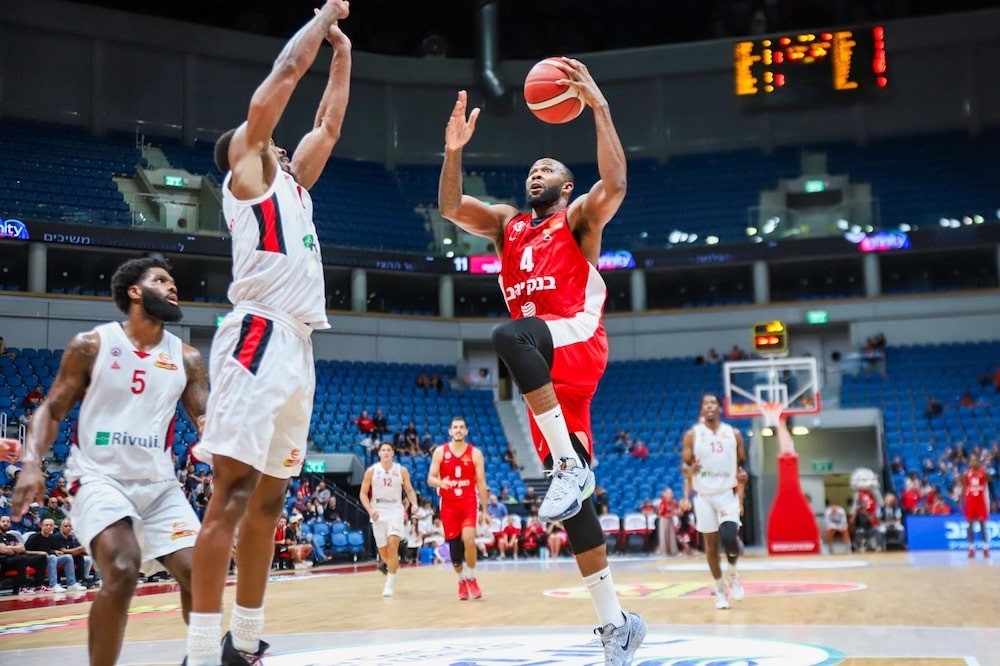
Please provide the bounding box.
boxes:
[111,256,172,314]
[451,416,467,426]
[214,128,238,174]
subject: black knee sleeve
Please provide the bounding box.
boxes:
[564,499,604,554]
[492,318,554,394]
[720,521,740,562]
[448,538,464,565]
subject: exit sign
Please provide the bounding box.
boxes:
[804,179,826,193]
[164,175,185,187]
[806,310,829,325]
[303,459,326,473]
[812,460,834,472]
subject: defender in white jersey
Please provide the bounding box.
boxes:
[12,257,208,666]
[682,393,748,610]
[186,4,353,665]
[360,441,418,597]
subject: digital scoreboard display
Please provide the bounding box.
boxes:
[734,26,887,108]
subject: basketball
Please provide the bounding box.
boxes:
[523,58,583,124]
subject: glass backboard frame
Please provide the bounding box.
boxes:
[722,356,821,418]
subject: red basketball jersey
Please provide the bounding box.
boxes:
[499,210,607,321]
[438,443,479,507]
[965,468,990,500]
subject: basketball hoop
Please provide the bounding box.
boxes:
[761,401,784,428]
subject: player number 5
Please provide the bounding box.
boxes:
[131,369,146,395]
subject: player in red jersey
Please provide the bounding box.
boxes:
[427,416,489,600]
[962,453,991,558]
[438,57,645,664]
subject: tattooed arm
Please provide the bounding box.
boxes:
[180,344,209,436]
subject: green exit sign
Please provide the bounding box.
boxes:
[164,175,185,187]
[303,459,326,473]
[804,179,826,193]
[812,460,834,472]
[806,310,829,325]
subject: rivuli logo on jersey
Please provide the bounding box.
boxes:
[94,431,160,448]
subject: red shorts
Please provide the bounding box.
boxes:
[440,501,478,541]
[527,323,608,466]
[965,496,988,522]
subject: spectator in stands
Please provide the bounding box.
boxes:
[498,486,517,504]
[930,495,953,515]
[49,477,68,501]
[403,421,419,455]
[675,498,698,556]
[373,408,389,441]
[26,517,85,591]
[17,502,41,533]
[0,485,11,514]
[272,516,293,570]
[286,515,314,568]
[705,347,722,364]
[522,486,542,515]
[546,519,568,557]
[498,515,520,559]
[356,409,376,442]
[521,514,546,557]
[728,345,747,361]
[502,441,523,471]
[878,493,905,549]
[18,408,33,429]
[475,514,496,559]
[419,432,435,456]
[312,480,332,506]
[924,397,944,419]
[630,438,649,461]
[639,498,655,515]
[612,429,631,455]
[959,391,983,409]
[415,372,430,392]
[53,517,95,585]
[23,384,44,410]
[890,455,905,475]
[422,516,446,550]
[486,494,508,522]
[824,500,851,554]
[994,366,1000,394]
[0,514,47,594]
[41,497,66,525]
[901,483,921,515]
[656,487,679,556]
[322,496,341,523]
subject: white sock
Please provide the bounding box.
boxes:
[715,577,726,593]
[465,565,476,580]
[229,604,264,653]
[534,406,581,467]
[583,567,625,628]
[187,612,222,666]
[386,573,397,587]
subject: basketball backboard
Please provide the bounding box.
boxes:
[722,356,820,419]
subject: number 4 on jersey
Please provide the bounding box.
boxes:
[520,246,534,272]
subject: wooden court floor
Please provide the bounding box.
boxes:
[1,550,998,665]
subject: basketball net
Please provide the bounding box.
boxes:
[761,401,784,429]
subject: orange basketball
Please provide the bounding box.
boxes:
[523,58,583,124]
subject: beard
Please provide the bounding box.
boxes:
[142,288,183,323]
[527,182,562,208]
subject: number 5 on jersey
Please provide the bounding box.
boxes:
[131,369,146,395]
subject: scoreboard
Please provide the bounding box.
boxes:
[734,26,887,108]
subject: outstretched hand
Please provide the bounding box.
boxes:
[444,91,481,152]
[549,57,607,110]
[317,0,350,21]
[10,463,45,520]
[0,438,20,464]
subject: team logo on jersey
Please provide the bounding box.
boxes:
[110,361,121,370]
[520,302,537,318]
[283,447,303,468]
[153,352,178,371]
[302,233,317,250]
[110,347,122,357]
[508,220,527,241]
[170,521,198,541]
[543,219,563,241]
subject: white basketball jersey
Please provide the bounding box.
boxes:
[68,322,187,484]
[691,422,738,495]
[222,169,329,329]
[371,462,404,510]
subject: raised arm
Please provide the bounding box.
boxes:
[289,22,352,190]
[180,344,208,436]
[227,0,348,199]
[559,59,627,262]
[12,332,97,518]
[438,91,518,246]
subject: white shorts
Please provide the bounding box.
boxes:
[694,490,741,533]
[70,477,199,575]
[371,508,405,548]
[197,307,315,479]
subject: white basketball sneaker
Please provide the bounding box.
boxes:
[596,611,646,666]
[714,586,730,610]
[726,569,744,601]
[381,581,394,597]
[538,457,595,522]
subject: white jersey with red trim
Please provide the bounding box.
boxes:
[498,210,607,345]
[67,322,187,484]
[222,169,329,329]
[371,462,404,511]
[691,422,739,495]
